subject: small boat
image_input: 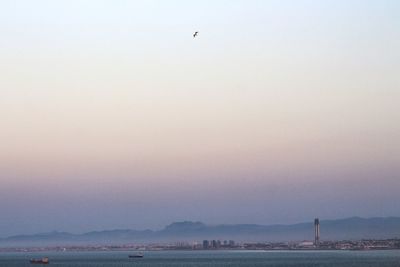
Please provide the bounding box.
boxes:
[129,252,144,258]
[30,257,49,264]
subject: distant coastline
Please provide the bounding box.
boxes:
[1,238,400,252]
[1,217,400,248]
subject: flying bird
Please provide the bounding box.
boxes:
[193,31,198,38]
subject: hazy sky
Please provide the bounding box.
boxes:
[0,0,399,236]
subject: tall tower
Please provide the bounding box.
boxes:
[314,218,320,246]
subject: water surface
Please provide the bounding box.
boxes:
[1,250,400,266]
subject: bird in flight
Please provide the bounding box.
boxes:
[193,31,199,38]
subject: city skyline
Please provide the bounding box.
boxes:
[1,216,399,241]
[1,0,399,236]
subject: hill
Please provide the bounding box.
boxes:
[1,217,400,247]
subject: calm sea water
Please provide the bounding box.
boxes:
[1,250,400,267]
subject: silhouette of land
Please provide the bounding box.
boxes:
[1,217,400,247]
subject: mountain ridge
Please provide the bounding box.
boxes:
[1,216,400,247]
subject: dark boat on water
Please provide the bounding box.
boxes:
[30,257,49,264]
[129,252,144,258]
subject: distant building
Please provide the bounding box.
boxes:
[314,218,320,245]
[203,240,209,249]
[298,241,314,248]
[203,239,234,249]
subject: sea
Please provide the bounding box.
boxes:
[1,250,400,267]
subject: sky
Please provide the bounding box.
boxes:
[0,0,399,237]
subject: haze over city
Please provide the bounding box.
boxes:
[0,0,399,237]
